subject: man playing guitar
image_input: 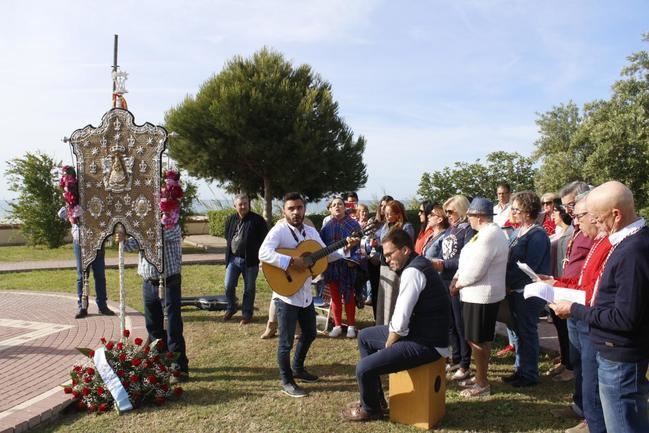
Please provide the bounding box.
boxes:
[258,192,358,397]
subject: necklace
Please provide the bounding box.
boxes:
[590,226,642,305]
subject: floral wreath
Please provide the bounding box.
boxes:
[160,170,183,229]
[65,329,183,413]
[59,165,82,225]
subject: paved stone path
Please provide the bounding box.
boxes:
[0,235,227,432]
[0,292,146,433]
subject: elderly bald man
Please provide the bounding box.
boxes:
[551,181,649,433]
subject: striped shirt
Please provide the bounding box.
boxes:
[124,224,182,280]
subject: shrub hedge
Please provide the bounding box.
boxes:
[207,210,328,236]
[207,210,236,237]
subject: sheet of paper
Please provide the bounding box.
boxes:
[523,281,555,303]
[516,261,540,282]
[523,282,586,305]
[553,287,586,304]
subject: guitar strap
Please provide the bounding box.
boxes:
[284,224,308,284]
[287,225,306,245]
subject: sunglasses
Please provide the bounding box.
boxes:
[445,209,456,215]
[542,201,553,205]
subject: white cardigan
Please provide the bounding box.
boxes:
[456,222,509,304]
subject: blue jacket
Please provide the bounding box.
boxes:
[506,225,551,292]
[571,226,649,362]
[440,221,476,282]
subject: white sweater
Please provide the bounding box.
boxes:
[456,223,509,304]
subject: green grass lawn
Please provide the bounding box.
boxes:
[0,266,576,433]
[0,244,208,262]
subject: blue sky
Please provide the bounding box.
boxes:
[1,0,647,202]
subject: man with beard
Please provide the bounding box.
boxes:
[259,192,358,397]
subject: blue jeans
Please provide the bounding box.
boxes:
[74,242,107,309]
[275,299,317,384]
[143,274,189,372]
[507,291,546,382]
[568,318,605,431]
[224,257,259,319]
[597,353,649,433]
[356,326,441,414]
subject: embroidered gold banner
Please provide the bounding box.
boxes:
[69,108,167,273]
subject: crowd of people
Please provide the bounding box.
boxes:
[64,172,649,432]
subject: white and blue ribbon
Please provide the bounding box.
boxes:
[93,347,133,412]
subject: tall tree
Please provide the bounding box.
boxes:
[531,101,586,193]
[5,152,68,248]
[533,33,649,214]
[580,41,649,211]
[165,48,367,223]
[417,151,536,204]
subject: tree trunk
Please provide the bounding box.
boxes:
[263,175,273,227]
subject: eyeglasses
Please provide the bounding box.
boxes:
[563,201,576,209]
[383,247,401,260]
[510,207,521,213]
[573,212,589,221]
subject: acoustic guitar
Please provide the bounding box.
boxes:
[262,220,379,297]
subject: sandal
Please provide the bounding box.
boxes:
[458,377,477,388]
[459,384,490,398]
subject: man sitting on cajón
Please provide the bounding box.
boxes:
[342,229,451,421]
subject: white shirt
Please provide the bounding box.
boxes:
[258,220,345,307]
[389,266,450,357]
[609,218,646,246]
[493,202,511,228]
[58,206,79,242]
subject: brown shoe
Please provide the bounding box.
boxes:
[240,318,252,325]
[346,398,388,413]
[260,322,278,339]
[341,404,383,422]
[552,369,575,382]
[223,311,235,321]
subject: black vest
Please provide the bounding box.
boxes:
[400,254,450,348]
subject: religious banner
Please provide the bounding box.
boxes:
[69,108,167,274]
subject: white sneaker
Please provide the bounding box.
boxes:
[328,326,342,338]
[346,326,357,338]
[451,368,471,381]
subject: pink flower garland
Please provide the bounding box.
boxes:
[59,165,82,224]
[160,170,183,229]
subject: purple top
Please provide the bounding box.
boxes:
[562,229,594,279]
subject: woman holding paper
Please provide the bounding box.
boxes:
[504,191,551,387]
[450,197,509,397]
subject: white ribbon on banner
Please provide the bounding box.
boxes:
[93,347,133,412]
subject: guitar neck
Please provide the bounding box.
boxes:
[310,238,349,261]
